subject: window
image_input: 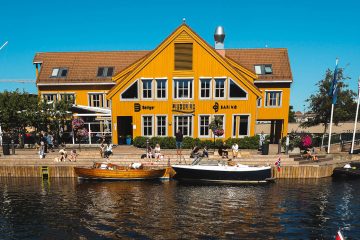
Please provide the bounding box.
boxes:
[265,91,282,107]
[156,79,167,99]
[174,79,193,99]
[199,115,210,137]
[214,78,225,98]
[60,94,75,104]
[42,94,57,102]
[97,67,114,77]
[174,116,192,136]
[200,79,211,99]
[232,115,249,137]
[229,79,247,98]
[143,116,153,136]
[89,93,104,107]
[254,64,273,75]
[51,68,68,78]
[156,116,167,136]
[174,43,193,70]
[142,79,152,99]
[257,98,262,108]
[121,81,138,99]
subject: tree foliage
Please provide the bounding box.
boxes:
[301,68,356,133]
[288,105,296,123]
[0,90,72,140]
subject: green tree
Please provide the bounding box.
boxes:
[301,68,356,133]
[288,105,296,123]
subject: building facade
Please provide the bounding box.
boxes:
[34,24,293,144]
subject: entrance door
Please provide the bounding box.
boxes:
[117,116,132,144]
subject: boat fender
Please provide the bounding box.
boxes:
[344,164,351,169]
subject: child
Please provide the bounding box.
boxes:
[39,141,46,159]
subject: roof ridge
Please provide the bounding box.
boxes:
[35,50,150,54]
[226,48,287,50]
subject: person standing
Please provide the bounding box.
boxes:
[232,142,239,159]
[259,131,266,149]
[175,129,183,163]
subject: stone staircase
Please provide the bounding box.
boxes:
[290,153,333,165]
[0,145,303,167]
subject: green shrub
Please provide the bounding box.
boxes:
[182,137,194,149]
[133,136,148,148]
[215,139,224,148]
[160,137,176,149]
[199,140,213,149]
[226,136,259,149]
[149,137,162,148]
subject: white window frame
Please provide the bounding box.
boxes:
[141,115,154,137]
[264,90,282,108]
[60,93,76,104]
[198,115,211,138]
[173,115,193,137]
[214,77,226,99]
[155,114,167,136]
[155,78,167,100]
[88,92,105,108]
[42,93,58,102]
[211,114,226,138]
[173,78,193,100]
[231,114,251,138]
[120,79,139,101]
[199,78,212,99]
[227,78,248,100]
[141,78,153,100]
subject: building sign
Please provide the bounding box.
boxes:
[172,103,195,113]
[134,103,154,112]
[213,102,237,113]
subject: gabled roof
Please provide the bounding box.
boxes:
[226,48,293,81]
[107,24,263,99]
[34,51,149,84]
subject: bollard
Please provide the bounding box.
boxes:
[11,140,15,155]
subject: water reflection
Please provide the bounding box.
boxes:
[0,178,359,239]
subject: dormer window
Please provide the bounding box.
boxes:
[51,68,68,78]
[97,67,114,77]
[254,64,272,75]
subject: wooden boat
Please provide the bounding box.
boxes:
[74,162,170,180]
[172,164,273,183]
[332,162,360,179]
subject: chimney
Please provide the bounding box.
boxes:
[214,26,225,57]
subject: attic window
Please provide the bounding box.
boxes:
[121,81,138,99]
[51,68,68,78]
[97,67,114,77]
[174,43,193,70]
[254,64,273,75]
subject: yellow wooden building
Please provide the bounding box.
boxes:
[34,23,292,145]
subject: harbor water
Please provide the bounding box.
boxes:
[0,177,359,239]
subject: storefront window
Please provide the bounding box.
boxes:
[143,116,153,136]
[199,115,210,137]
[157,116,167,136]
[174,115,192,136]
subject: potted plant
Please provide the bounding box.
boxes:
[125,135,132,145]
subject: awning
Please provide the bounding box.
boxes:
[71,104,111,114]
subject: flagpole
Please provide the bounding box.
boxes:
[350,76,360,154]
[327,58,339,154]
[327,104,334,154]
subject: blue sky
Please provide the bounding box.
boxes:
[0,0,359,112]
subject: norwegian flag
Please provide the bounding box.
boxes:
[335,230,345,240]
[275,158,281,172]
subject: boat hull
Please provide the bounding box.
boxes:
[172,165,272,183]
[332,168,360,179]
[74,167,168,180]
